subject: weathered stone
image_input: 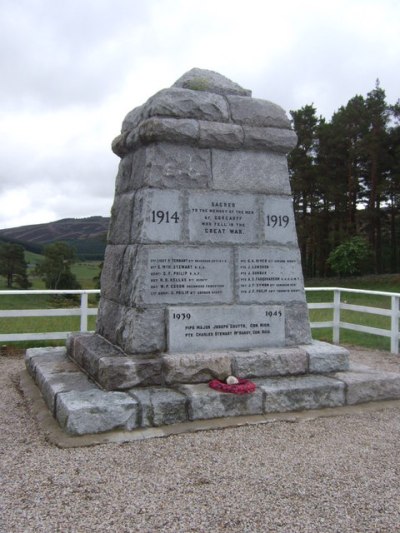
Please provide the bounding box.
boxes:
[114,153,134,194]
[284,302,312,345]
[227,95,291,128]
[162,352,232,384]
[99,245,126,302]
[258,375,345,413]
[232,347,308,378]
[108,193,135,244]
[128,387,188,426]
[37,371,97,415]
[115,305,166,354]
[198,121,244,149]
[212,149,291,193]
[333,365,400,405]
[138,117,199,145]
[141,143,212,189]
[121,105,143,133]
[173,68,251,97]
[179,383,263,420]
[56,389,139,435]
[143,87,230,122]
[95,298,122,345]
[111,131,130,157]
[25,347,67,379]
[303,340,350,373]
[98,356,162,389]
[243,126,297,153]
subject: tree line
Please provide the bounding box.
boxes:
[289,81,400,278]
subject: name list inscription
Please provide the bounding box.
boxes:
[238,247,304,302]
[143,247,233,304]
[168,305,285,352]
[188,192,257,243]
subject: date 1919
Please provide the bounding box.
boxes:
[265,215,289,228]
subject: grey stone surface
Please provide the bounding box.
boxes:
[303,340,350,373]
[258,375,345,413]
[37,372,97,415]
[114,153,134,194]
[284,302,312,345]
[108,193,135,244]
[139,245,233,305]
[121,105,143,133]
[263,196,298,245]
[95,298,122,345]
[232,347,308,378]
[56,389,139,435]
[115,305,166,354]
[132,188,184,243]
[98,356,162,389]
[141,143,212,189]
[212,149,291,193]
[143,87,230,122]
[333,366,400,405]
[179,383,263,420]
[162,352,232,384]
[167,305,285,352]
[138,117,199,145]
[173,68,251,97]
[99,245,126,302]
[243,126,297,153]
[198,121,244,149]
[227,95,291,128]
[25,347,67,379]
[236,246,306,303]
[188,191,258,244]
[128,387,188,426]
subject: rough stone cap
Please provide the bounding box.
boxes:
[172,68,252,97]
[114,68,294,156]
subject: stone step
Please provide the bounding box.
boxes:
[67,333,350,389]
[25,347,400,437]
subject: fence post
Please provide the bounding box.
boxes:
[332,289,341,344]
[390,295,399,354]
[80,292,88,332]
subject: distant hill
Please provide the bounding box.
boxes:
[0,216,110,260]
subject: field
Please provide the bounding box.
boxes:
[0,262,399,351]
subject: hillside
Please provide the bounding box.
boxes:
[0,216,110,260]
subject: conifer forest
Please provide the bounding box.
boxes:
[288,81,400,278]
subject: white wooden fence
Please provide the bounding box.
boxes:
[0,287,399,353]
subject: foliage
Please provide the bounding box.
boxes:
[35,242,81,290]
[327,237,372,277]
[289,81,400,277]
[0,242,31,288]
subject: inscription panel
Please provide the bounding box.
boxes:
[263,196,297,244]
[133,189,183,242]
[237,247,305,303]
[143,247,233,304]
[188,191,258,243]
[168,305,285,352]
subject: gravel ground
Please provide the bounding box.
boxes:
[1,347,400,533]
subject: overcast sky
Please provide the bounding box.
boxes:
[0,0,399,229]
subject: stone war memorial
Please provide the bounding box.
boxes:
[25,69,400,438]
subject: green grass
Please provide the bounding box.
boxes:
[305,274,399,351]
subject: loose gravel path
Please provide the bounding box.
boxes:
[1,347,400,532]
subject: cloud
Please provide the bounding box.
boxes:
[0,0,399,228]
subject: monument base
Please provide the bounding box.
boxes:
[25,342,400,437]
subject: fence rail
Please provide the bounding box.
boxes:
[0,288,399,353]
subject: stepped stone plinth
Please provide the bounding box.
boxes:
[23,69,400,438]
